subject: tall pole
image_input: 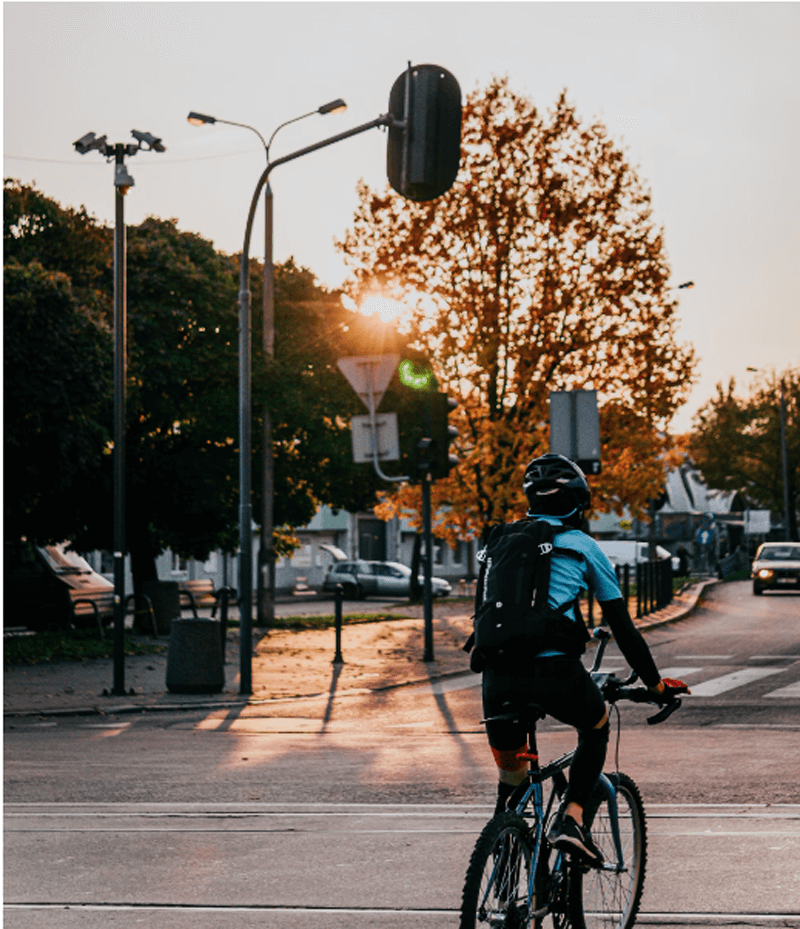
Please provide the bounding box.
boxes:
[421,473,434,661]
[112,144,127,696]
[235,112,396,693]
[258,182,276,625]
[780,383,792,541]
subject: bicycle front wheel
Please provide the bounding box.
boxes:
[460,811,534,929]
[569,772,647,929]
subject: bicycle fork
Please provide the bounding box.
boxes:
[593,773,627,873]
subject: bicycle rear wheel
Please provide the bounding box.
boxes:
[569,772,647,929]
[460,811,534,929]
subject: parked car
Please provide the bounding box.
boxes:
[595,540,680,574]
[751,543,800,595]
[322,560,452,600]
[4,540,114,632]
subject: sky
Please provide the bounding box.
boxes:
[4,1,799,434]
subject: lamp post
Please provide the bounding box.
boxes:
[73,129,166,695]
[747,367,793,541]
[188,101,346,630]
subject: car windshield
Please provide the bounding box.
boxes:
[759,546,800,561]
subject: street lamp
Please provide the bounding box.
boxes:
[73,129,166,695]
[747,367,793,541]
[188,99,348,659]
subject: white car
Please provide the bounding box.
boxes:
[322,560,452,600]
[595,540,680,573]
[751,543,800,595]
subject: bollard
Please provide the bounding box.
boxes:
[333,584,344,664]
[215,586,234,662]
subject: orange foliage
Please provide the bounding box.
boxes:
[340,79,696,540]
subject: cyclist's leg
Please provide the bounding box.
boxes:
[528,659,609,861]
[482,671,530,815]
[569,772,648,929]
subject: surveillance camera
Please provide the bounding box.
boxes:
[74,132,107,155]
[131,129,166,152]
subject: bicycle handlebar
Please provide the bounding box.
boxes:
[599,675,682,725]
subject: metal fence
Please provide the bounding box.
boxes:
[586,559,674,626]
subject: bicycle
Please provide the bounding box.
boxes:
[460,627,682,929]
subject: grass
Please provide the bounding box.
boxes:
[3,628,167,666]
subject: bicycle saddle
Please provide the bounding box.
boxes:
[482,702,546,725]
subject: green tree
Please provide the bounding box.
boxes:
[689,371,799,540]
[3,260,113,544]
[4,178,111,304]
[3,181,396,592]
[339,78,696,541]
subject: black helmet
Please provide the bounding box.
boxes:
[523,453,591,513]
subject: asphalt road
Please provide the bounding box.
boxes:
[5,580,800,927]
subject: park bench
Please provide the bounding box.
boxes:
[71,590,157,640]
[179,580,235,617]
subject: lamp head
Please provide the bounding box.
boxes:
[114,162,135,192]
[187,111,216,126]
[318,98,347,115]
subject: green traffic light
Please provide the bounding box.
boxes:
[399,359,433,390]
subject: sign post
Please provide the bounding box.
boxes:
[549,390,601,474]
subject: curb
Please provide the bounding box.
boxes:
[4,582,718,720]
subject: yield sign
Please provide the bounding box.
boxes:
[337,354,400,413]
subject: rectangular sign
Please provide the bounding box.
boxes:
[350,413,400,463]
[549,389,601,474]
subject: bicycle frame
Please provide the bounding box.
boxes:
[502,735,629,922]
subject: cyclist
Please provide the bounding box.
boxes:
[480,453,688,864]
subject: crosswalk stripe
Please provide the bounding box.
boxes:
[657,667,703,680]
[687,667,784,697]
[763,681,800,699]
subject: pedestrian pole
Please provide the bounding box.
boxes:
[112,145,127,696]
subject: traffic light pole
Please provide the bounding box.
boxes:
[421,472,434,661]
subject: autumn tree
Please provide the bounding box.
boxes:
[689,370,799,540]
[338,78,696,542]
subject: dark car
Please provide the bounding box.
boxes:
[4,540,114,631]
[322,560,452,600]
[751,543,800,595]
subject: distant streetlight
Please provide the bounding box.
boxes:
[747,367,793,541]
[188,99,348,676]
[73,129,166,695]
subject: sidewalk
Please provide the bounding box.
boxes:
[3,579,718,718]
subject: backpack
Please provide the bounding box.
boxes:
[463,519,590,672]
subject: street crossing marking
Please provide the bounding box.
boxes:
[763,681,800,699]
[656,667,702,680]
[675,655,733,660]
[686,667,784,697]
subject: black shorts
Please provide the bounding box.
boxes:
[482,656,606,750]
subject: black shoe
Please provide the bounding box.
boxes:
[547,813,604,865]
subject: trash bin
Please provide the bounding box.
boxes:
[166,618,224,694]
[140,580,181,635]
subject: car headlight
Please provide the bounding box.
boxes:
[757,568,774,579]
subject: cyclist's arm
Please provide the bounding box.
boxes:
[598,598,661,688]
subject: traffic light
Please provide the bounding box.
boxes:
[387,64,462,202]
[408,392,458,480]
[427,392,459,477]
